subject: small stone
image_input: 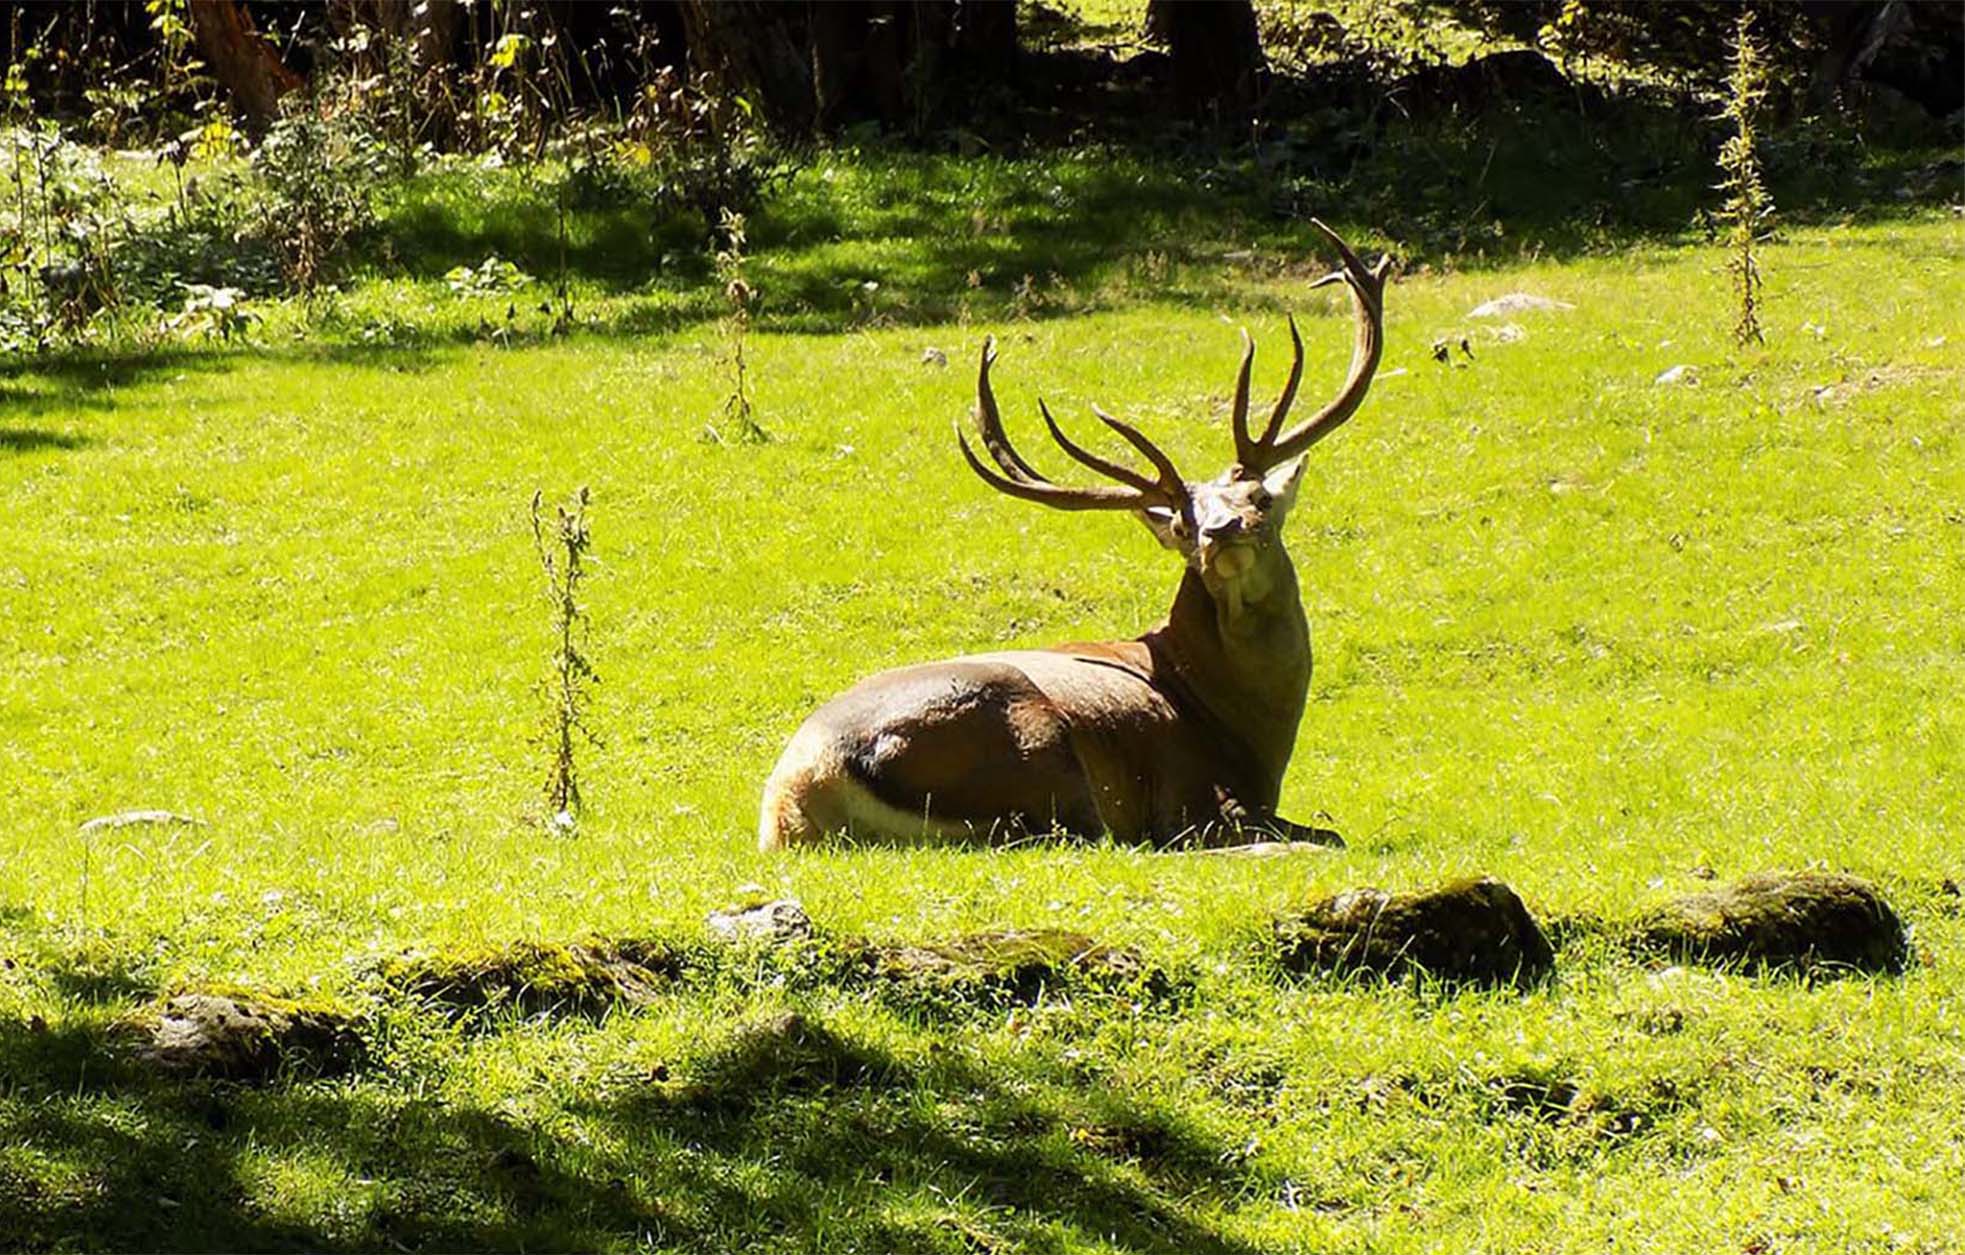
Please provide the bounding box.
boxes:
[1654,364,1696,386]
[921,346,949,367]
[707,898,812,944]
[1638,871,1908,974]
[1467,293,1574,318]
[1274,877,1555,989]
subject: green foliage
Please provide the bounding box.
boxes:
[166,281,256,342]
[560,70,795,242]
[443,253,532,297]
[251,100,391,291]
[0,123,124,350]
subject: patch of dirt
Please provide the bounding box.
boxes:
[129,991,364,1081]
[377,937,687,1019]
[1484,1074,1581,1120]
[847,928,1173,1007]
[1637,871,1909,974]
[1273,877,1555,989]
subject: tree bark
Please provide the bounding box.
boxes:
[186,0,304,132]
[682,0,1016,134]
[1145,0,1268,121]
[678,0,820,131]
[956,0,1018,68]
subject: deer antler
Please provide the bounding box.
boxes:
[1232,219,1393,474]
[957,337,1193,517]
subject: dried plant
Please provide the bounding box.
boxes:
[1718,8,1773,347]
[530,486,598,830]
[707,208,767,444]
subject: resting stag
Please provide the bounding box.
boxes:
[760,222,1391,850]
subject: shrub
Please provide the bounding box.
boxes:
[251,98,392,291]
[559,69,795,241]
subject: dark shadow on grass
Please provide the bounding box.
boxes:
[357,89,1959,340]
[0,426,88,454]
[0,1008,1268,1253]
[0,338,462,418]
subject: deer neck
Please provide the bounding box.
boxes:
[1144,546,1311,800]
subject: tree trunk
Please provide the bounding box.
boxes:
[678,0,821,131]
[186,0,303,132]
[1145,0,1268,121]
[956,0,1018,69]
[682,0,1014,134]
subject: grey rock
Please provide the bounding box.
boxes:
[707,898,813,944]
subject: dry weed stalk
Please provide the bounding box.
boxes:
[1719,8,1773,346]
[530,486,597,828]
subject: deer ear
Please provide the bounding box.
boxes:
[1136,506,1191,553]
[1262,457,1307,513]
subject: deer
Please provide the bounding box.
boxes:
[759,222,1391,851]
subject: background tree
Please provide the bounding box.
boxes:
[185,0,301,132]
[1144,0,1268,121]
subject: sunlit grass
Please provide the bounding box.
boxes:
[2,211,1961,1252]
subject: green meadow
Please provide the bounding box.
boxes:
[1,153,1961,1250]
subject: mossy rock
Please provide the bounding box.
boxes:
[1637,872,1909,974]
[377,936,686,1018]
[130,990,364,1081]
[1274,877,1555,989]
[848,928,1171,1006]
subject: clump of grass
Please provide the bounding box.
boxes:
[1717,7,1773,346]
[707,207,767,444]
[529,486,597,831]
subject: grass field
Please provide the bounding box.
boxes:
[2,198,1962,1251]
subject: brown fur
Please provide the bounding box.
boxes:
[760,531,1321,849]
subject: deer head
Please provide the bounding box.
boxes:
[957,221,1391,605]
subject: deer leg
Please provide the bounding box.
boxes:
[1258,816,1346,847]
[1201,792,1345,848]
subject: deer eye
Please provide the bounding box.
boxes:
[1249,490,1272,510]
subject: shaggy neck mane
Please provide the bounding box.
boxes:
[1141,551,1311,805]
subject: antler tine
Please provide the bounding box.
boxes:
[1040,398,1159,493]
[1257,313,1305,448]
[1229,329,1258,470]
[974,336,1049,483]
[1090,404,1188,499]
[958,338,1189,513]
[1245,218,1392,469]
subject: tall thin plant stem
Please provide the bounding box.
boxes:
[530,486,597,828]
[1719,8,1773,347]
